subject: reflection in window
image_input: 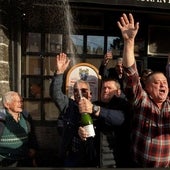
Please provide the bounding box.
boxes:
[45,34,62,53]
[87,35,104,55]
[22,77,42,98]
[30,81,42,98]
[24,101,41,120]
[26,33,41,52]
[44,78,52,98]
[43,56,56,76]
[148,26,170,55]
[107,36,121,56]
[66,35,84,54]
[71,35,83,54]
[45,102,59,120]
[23,56,41,75]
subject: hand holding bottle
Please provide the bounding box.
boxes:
[78,126,88,141]
[78,97,95,138]
[78,97,93,114]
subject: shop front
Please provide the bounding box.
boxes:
[0,0,170,167]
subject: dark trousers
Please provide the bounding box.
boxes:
[0,157,35,167]
[0,159,18,167]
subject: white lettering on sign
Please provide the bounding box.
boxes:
[137,0,170,3]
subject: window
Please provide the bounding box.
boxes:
[148,25,170,56]
[45,34,62,53]
[22,32,122,121]
[67,35,84,54]
[87,35,104,55]
[107,36,122,56]
[26,33,41,52]
[22,33,59,121]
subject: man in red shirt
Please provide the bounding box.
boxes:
[117,13,170,167]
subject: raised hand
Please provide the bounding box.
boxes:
[103,51,113,66]
[55,53,71,74]
[117,13,139,41]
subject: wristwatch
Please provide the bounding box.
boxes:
[92,104,100,114]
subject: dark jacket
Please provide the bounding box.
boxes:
[94,95,132,168]
[50,73,131,167]
[50,74,97,167]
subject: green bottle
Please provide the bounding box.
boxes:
[81,113,95,137]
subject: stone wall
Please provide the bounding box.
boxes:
[0,3,10,105]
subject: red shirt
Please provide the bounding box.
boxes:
[124,63,170,167]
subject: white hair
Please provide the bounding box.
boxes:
[2,91,19,106]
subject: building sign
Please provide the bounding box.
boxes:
[70,0,170,9]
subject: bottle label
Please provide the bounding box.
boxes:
[84,124,95,137]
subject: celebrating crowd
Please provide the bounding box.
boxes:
[1,13,170,168]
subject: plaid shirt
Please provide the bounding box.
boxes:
[124,63,170,167]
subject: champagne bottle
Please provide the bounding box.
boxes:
[81,112,95,138]
[77,83,95,137]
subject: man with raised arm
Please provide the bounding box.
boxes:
[117,13,170,167]
[50,53,128,167]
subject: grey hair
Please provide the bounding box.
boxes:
[116,57,123,63]
[2,91,19,106]
[145,71,166,84]
[73,79,90,91]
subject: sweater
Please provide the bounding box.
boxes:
[0,109,38,161]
